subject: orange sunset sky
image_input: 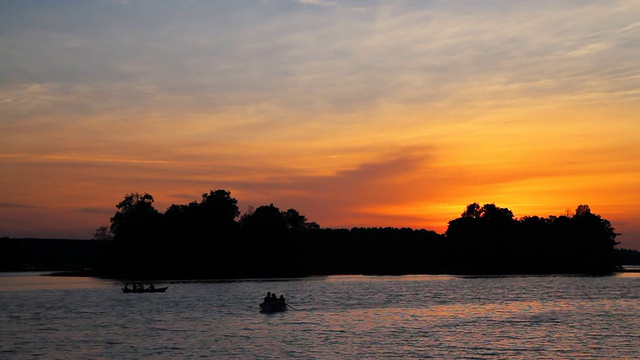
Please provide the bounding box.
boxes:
[1,1,639,249]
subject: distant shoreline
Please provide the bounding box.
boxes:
[619,265,640,272]
[38,264,640,280]
[3,235,640,277]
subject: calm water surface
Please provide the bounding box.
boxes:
[1,272,639,359]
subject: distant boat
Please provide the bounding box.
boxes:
[259,302,287,313]
[122,284,169,293]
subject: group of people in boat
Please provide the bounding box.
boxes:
[123,283,154,291]
[263,291,286,305]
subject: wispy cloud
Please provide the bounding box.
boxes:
[0,202,35,209]
[298,0,337,6]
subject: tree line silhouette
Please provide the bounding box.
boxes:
[90,189,622,278]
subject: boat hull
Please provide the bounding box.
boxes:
[259,302,287,313]
[122,286,169,293]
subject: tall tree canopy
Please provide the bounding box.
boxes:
[109,192,163,242]
[445,203,619,274]
[200,189,240,226]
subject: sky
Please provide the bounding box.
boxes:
[1,0,639,249]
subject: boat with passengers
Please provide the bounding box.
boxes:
[122,283,169,293]
[260,292,288,312]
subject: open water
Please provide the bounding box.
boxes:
[1,272,639,359]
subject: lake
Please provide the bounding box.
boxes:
[1,272,639,359]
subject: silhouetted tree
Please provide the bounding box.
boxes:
[107,193,166,276]
[575,204,591,217]
[200,189,240,228]
[462,203,481,218]
[445,203,620,274]
[163,189,240,243]
[446,203,517,273]
[235,204,319,277]
[110,193,162,241]
[163,200,203,273]
[239,204,287,235]
[164,201,200,229]
[161,189,242,277]
[282,208,320,232]
[567,204,619,272]
[480,203,514,224]
[92,226,113,241]
[617,248,640,265]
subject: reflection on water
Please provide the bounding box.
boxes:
[0,272,115,292]
[0,273,639,359]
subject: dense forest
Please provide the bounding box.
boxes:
[81,189,624,278]
[0,238,98,272]
[2,189,633,277]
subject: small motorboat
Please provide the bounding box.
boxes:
[259,302,288,313]
[122,283,169,293]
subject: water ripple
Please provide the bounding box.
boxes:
[1,274,639,358]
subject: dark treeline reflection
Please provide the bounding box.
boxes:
[92,190,621,279]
